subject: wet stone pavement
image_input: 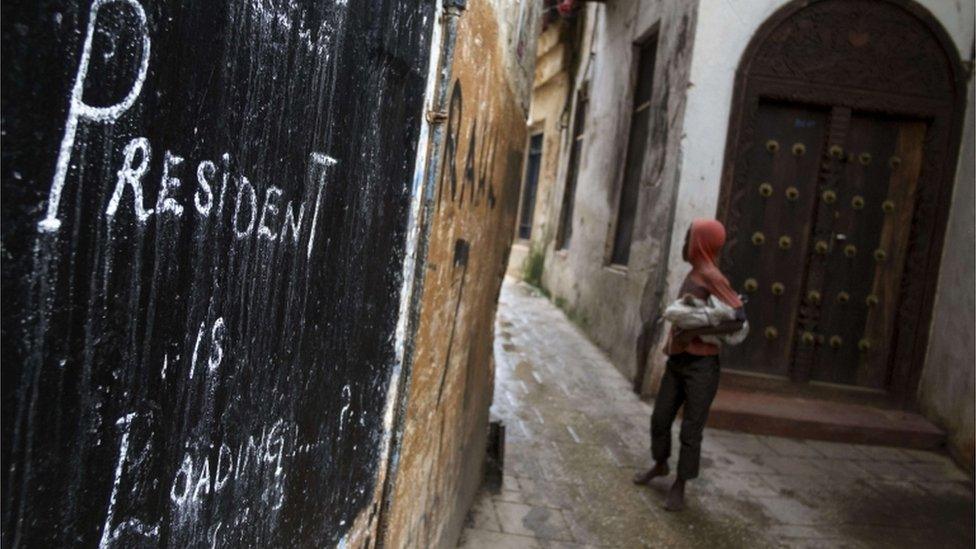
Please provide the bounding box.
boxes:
[458,279,974,548]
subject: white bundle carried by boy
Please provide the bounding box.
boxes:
[663,294,749,346]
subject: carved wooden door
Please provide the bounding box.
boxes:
[721,104,926,391]
[721,102,828,378]
[715,0,966,403]
[794,112,925,388]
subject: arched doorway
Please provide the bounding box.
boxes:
[717,0,966,406]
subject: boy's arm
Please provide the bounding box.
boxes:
[675,305,746,345]
[663,296,711,329]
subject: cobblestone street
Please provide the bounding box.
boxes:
[458,279,975,548]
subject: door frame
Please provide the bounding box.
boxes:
[716,0,968,408]
[516,127,545,242]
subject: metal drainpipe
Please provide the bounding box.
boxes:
[375,0,465,545]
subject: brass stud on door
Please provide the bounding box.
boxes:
[759,183,774,197]
[844,244,857,258]
[859,152,872,165]
[801,331,816,345]
[851,195,865,210]
[822,190,837,204]
[874,249,887,262]
[785,186,800,201]
[791,143,806,156]
[829,335,843,348]
[765,326,779,339]
[766,140,780,153]
[778,236,792,250]
[882,200,895,213]
[807,290,821,304]
[771,282,785,296]
[889,156,902,168]
[858,338,872,352]
[836,291,850,304]
[865,294,879,307]
[814,240,829,254]
[752,232,766,245]
[829,145,844,159]
[743,278,758,292]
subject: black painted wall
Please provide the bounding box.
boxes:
[1,0,433,546]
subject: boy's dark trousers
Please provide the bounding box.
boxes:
[650,352,721,480]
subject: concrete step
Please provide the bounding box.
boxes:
[707,388,946,450]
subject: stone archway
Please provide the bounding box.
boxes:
[716,0,966,406]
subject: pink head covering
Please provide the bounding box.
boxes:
[686,219,743,308]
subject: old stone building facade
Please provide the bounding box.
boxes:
[510,0,975,470]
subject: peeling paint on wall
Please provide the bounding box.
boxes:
[382,0,539,546]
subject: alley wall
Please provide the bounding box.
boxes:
[507,22,575,279]
[517,0,701,384]
[919,75,976,473]
[381,0,539,546]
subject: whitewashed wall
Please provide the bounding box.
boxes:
[918,75,975,469]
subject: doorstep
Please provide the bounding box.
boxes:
[707,388,946,450]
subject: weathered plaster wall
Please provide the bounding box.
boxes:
[523,72,569,245]
[381,0,538,546]
[1,0,433,546]
[507,22,574,279]
[919,75,975,473]
[530,0,701,383]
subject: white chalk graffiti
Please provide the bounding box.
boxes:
[156,151,185,218]
[40,0,151,233]
[98,139,336,249]
[98,413,161,548]
[190,317,226,379]
[306,152,338,260]
[257,186,284,241]
[29,0,357,544]
[35,0,340,258]
[195,160,216,216]
[233,177,258,240]
[97,413,133,548]
[104,137,153,225]
[338,384,351,434]
[189,322,204,380]
[208,318,226,373]
[169,420,295,512]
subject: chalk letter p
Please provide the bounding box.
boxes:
[38,0,151,233]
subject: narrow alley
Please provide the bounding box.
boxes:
[3,0,973,546]
[459,279,975,548]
